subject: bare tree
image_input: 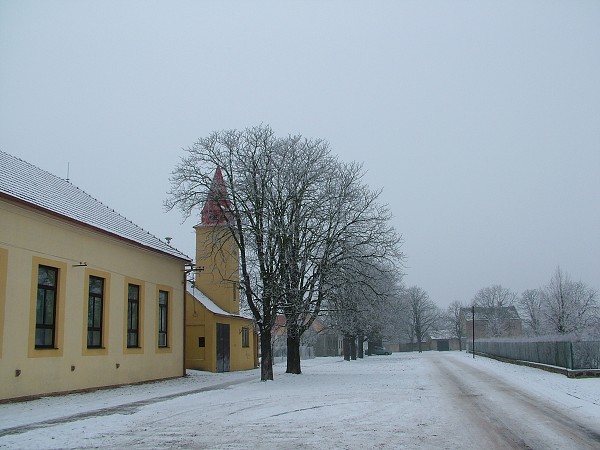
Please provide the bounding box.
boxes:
[446,300,465,350]
[472,285,516,308]
[166,125,285,381]
[541,267,598,335]
[472,285,517,337]
[166,124,403,379]
[326,258,401,361]
[403,286,439,352]
[269,137,403,373]
[518,289,544,336]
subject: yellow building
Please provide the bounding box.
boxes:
[0,151,191,401]
[184,168,257,372]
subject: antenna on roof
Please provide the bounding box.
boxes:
[66,162,70,182]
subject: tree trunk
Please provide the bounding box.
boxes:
[357,337,364,359]
[260,329,274,381]
[350,336,357,360]
[286,332,302,374]
[343,335,351,361]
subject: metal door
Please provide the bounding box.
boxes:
[216,323,230,372]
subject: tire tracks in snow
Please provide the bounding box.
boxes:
[0,375,255,438]
[430,355,600,449]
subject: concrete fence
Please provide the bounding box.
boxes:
[466,340,600,370]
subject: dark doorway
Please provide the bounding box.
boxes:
[437,340,450,351]
[216,323,230,372]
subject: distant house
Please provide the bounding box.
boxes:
[386,331,461,352]
[184,168,258,372]
[461,306,522,340]
[312,318,342,357]
[271,314,333,360]
[427,331,462,351]
[0,150,191,401]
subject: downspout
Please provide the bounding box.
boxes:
[183,267,187,377]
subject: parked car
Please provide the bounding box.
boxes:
[371,346,391,355]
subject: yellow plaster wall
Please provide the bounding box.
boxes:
[194,225,239,315]
[185,293,256,372]
[228,318,257,372]
[0,248,7,359]
[0,200,186,401]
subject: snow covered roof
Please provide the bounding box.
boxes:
[186,282,253,320]
[0,150,190,262]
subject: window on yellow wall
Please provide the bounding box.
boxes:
[127,284,140,348]
[35,265,58,348]
[241,327,249,348]
[158,290,168,347]
[87,276,104,348]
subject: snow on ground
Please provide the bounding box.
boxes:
[0,352,599,449]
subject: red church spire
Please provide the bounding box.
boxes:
[200,167,233,225]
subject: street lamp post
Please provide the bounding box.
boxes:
[182,263,204,376]
[472,305,475,359]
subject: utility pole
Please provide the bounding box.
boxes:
[182,263,204,376]
[472,305,475,359]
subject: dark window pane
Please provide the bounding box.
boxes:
[36,289,45,322]
[87,276,104,348]
[127,285,139,348]
[45,294,55,324]
[89,277,103,294]
[35,328,53,346]
[88,330,101,347]
[36,265,58,348]
[158,333,166,347]
[131,305,138,327]
[128,284,139,301]
[242,328,249,347]
[87,303,94,327]
[94,300,102,327]
[38,266,56,287]
[159,290,168,305]
[127,332,138,348]
[158,290,168,347]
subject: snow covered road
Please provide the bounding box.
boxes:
[1,352,599,449]
[431,355,600,449]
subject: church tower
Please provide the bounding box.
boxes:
[194,167,240,315]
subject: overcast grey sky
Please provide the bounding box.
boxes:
[1,1,599,308]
